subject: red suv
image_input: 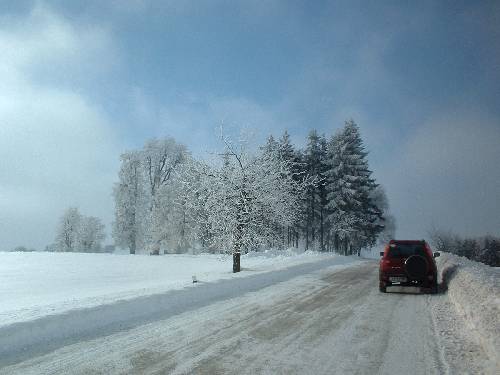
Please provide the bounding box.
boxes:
[379,240,439,293]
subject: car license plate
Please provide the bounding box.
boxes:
[389,276,407,283]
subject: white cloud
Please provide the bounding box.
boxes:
[0,3,121,250]
[1,3,116,80]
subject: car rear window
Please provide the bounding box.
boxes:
[388,243,426,258]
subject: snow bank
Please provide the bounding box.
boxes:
[437,253,499,362]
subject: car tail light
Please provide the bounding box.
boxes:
[381,259,392,271]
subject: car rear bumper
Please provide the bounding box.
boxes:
[379,272,436,288]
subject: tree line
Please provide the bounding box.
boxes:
[112,120,395,261]
[429,229,499,267]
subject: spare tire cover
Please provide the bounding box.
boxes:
[405,255,428,279]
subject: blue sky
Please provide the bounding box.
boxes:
[1,0,499,249]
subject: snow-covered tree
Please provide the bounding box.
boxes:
[150,159,201,253]
[142,138,187,254]
[261,134,279,155]
[277,130,302,248]
[112,138,188,254]
[198,130,309,271]
[371,185,395,245]
[302,130,328,251]
[325,120,383,255]
[54,208,106,253]
[77,216,106,252]
[55,207,82,252]
[112,151,145,254]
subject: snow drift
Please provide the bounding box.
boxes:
[437,253,499,364]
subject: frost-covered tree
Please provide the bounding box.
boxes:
[142,138,187,254]
[150,159,201,253]
[428,227,457,253]
[54,208,106,253]
[371,185,395,245]
[55,207,82,252]
[143,138,187,200]
[198,131,309,271]
[261,134,279,155]
[278,130,302,248]
[260,133,294,249]
[112,138,188,254]
[325,120,383,255]
[112,151,145,254]
[77,216,106,252]
[302,130,328,251]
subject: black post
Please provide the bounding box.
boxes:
[233,252,241,273]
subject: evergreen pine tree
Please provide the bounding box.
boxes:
[262,134,279,155]
[278,130,302,248]
[325,120,383,255]
[303,130,328,250]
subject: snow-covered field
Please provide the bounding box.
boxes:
[0,250,360,367]
[0,249,343,327]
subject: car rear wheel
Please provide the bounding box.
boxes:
[379,284,387,293]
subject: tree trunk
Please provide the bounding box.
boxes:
[233,252,241,273]
[310,190,315,247]
[320,208,324,251]
[233,216,243,273]
[150,242,160,255]
[129,230,136,254]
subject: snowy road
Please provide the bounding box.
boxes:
[1,261,492,374]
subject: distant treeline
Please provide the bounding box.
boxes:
[430,229,499,267]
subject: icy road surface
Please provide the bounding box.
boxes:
[1,261,492,374]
